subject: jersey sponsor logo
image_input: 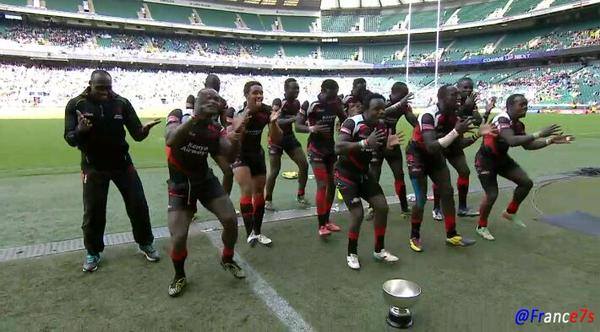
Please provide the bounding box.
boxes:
[179,142,209,156]
[245,129,263,135]
[421,124,434,130]
[114,114,123,120]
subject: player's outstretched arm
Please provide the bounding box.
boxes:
[501,123,561,148]
[423,116,474,154]
[404,107,418,128]
[165,115,196,148]
[295,103,311,133]
[123,99,160,141]
[335,119,386,155]
[268,109,283,144]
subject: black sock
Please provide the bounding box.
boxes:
[411,223,421,239]
[446,229,458,238]
[172,258,186,279]
[348,239,358,255]
[318,214,327,227]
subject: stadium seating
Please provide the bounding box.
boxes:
[195,7,237,29]
[282,43,317,57]
[279,15,313,32]
[505,0,541,17]
[45,0,79,13]
[0,0,26,6]
[146,3,193,24]
[445,34,500,60]
[362,43,402,63]
[379,12,405,31]
[321,15,358,32]
[362,15,380,32]
[457,1,505,23]
[93,0,142,19]
[238,13,265,30]
[253,42,280,57]
[321,44,358,60]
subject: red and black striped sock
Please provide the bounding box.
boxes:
[240,196,253,236]
[374,226,386,253]
[394,179,408,211]
[348,231,359,255]
[253,194,265,235]
[457,176,469,210]
[222,246,234,263]
[170,248,188,279]
[506,200,520,214]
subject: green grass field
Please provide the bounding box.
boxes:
[1,114,599,331]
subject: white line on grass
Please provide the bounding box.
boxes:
[0,173,572,262]
[206,231,314,332]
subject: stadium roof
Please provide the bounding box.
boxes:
[321,0,443,10]
[191,0,322,10]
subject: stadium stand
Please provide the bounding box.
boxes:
[93,0,142,19]
[45,0,79,13]
[456,1,505,23]
[0,0,26,6]
[146,3,193,25]
[505,0,541,17]
[321,44,359,60]
[195,7,237,29]
[279,15,313,32]
[321,14,358,32]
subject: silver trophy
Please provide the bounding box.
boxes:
[382,279,422,329]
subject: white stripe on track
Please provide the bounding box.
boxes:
[206,232,314,332]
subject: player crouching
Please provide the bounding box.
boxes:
[165,88,247,297]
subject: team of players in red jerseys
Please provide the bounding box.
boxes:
[164,75,574,297]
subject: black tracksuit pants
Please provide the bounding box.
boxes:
[81,165,153,253]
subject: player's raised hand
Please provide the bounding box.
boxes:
[485,96,497,114]
[391,92,414,109]
[270,110,281,123]
[464,93,478,109]
[479,123,498,137]
[76,110,93,133]
[309,124,330,134]
[454,117,475,135]
[142,118,161,133]
[550,134,575,144]
[367,129,387,148]
[387,132,404,149]
[233,111,252,133]
[539,124,562,137]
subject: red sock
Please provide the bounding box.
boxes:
[222,246,234,263]
[314,167,329,227]
[506,200,519,214]
[444,214,456,234]
[170,248,188,278]
[253,194,265,234]
[374,226,386,252]
[348,231,359,254]
[297,188,305,197]
[394,179,408,210]
[457,176,469,209]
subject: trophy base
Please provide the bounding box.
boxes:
[386,307,413,329]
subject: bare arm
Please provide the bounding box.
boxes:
[295,104,310,133]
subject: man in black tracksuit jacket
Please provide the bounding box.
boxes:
[64,70,161,272]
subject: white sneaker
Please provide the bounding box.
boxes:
[373,249,399,263]
[331,203,340,213]
[265,201,275,211]
[346,254,360,270]
[247,231,258,247]
[476,226,495,241]
[256,234,273,246]
[432,209,443,221]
